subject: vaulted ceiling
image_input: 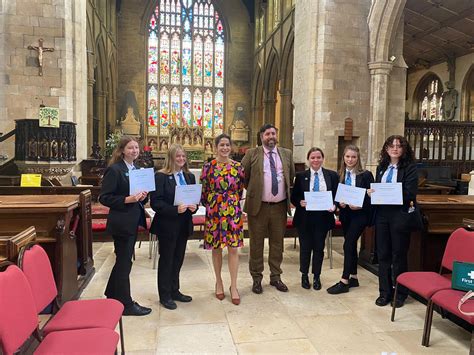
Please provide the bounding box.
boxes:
[404,0,474,70]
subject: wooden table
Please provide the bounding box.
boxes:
[359,195,474,273]
[0,195,93,303]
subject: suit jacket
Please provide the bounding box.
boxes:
[375,162,418,212]
[241,146,295,216]
[149,171,196,238]
[99,160,147,237]
[338,170,374,226]
[290,168,338,232]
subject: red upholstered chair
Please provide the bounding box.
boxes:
[422,289,474,350]
[18,244,125,354]
[391,228,474,323]
[0,264,119,355]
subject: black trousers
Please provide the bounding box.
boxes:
[340,212,368,280]
[105,234,137,307]
[375,207,411,300]
[297,218,328,277]
[157,223,189,302]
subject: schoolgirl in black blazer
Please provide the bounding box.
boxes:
[99,136,151,316]
[150,143,197,310]
[369,135,417,308]
[327,145,374,295]
[290,147,338,291]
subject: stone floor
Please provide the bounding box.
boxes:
[81,238,471,354]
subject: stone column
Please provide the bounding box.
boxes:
[87,76,95,156]
[107,96,116,134]
[264,98,277,126]
[251,105,264,146]
[367,61,393,172]
[96,90,107,150]
[279,90,293,149]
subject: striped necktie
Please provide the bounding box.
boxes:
[345,171,352,186]
[269,151,278,196]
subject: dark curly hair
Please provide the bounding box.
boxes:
[378,135,415,170]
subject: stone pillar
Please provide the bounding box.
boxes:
[87,76,95,156]
[251,105,264,146]
[107,96,116,134]
[279,90,293,149]
[367,61,393,172]
[264,98,277,126]
[96,90,107,150]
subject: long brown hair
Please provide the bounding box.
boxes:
[160,143,190,174]
[109,136,140,166]
[338,145,365,183]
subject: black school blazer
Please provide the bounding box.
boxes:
[291,167,339,231]
[99,160,147,237]
[375,163,418,212]
[149,171,196,238]
[338,170,374,224]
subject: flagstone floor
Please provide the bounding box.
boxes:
[81,238,471,354]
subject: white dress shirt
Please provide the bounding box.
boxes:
[309,167,327,191]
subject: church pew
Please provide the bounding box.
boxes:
[0,186,101,202]
[0,226,36,263]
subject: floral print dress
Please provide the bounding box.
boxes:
[200,159,245,249]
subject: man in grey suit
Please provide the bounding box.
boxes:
[242,124,295,293]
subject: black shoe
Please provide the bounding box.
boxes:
[252,280,263,294]
[172,291,192,303]
[123,301,152,316]
[313,276,322,290]
[348,278,359,288]
[301,274,310,289]
[327,281,349,294]
[375,296,391,307]
[270,279,289,292]
[160,299,177,310]
[391,299,405,308]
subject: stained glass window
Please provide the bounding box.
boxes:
[418,77,443,121]
[147,0,225,149]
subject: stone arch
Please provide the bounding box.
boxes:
[412,72,444,120]
[106,53,118,133]
[366,0,407,169]
[263,48,280,126]
[94,35,108,149]
[461,64,474,121]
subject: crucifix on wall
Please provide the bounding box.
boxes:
[27,38,54,76]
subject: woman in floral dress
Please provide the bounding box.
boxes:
[200,134,245,305]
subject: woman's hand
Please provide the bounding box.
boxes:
[328,204,336,212]
[126,191,147,203]
[177,204,188,214]
[349,204,361,210]
[339,202,347,209]
[188,204,197,212]
[300,200,307,208]
[367,188,374,197]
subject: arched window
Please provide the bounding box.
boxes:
[147,0,225,150]
[416,75,443,121]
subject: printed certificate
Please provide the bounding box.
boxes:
[304,191,334,211]
[370,182,403,205]
[174,184,202,206]
[129,168,155,195]
[335,183,366,208]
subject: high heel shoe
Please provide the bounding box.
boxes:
[215,284,225,301]
[229,286,240,306]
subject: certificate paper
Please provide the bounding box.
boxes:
[174,184,202,206]
[335,183,366,208]
[304,191,333,211]
[129,168,156,195]
[370,182,403,205]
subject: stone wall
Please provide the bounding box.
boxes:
[293,0,371,169]
[0,0,88,162]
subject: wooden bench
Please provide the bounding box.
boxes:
[0,226,36,263]
[0,186,101,202]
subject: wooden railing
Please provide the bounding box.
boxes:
[405,120,474,178]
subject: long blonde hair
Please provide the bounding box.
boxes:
[109,136,140,166]
[160,143,190,174]
[338,145,365,183]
